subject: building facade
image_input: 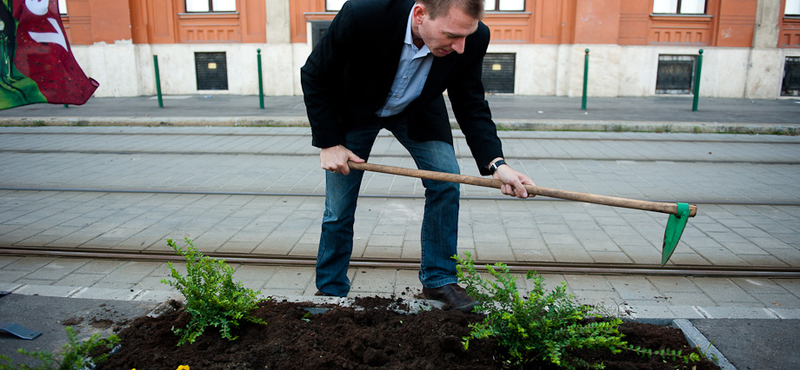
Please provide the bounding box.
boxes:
[60,0,800,99]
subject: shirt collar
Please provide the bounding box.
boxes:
[405,4,431,55]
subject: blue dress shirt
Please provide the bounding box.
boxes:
[376,6,434,117]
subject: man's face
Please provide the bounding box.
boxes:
[413,4,479,57]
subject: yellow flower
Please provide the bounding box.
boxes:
[177,366,190,370]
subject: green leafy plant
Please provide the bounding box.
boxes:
[0,327,118,370]
[161,237,268,346]
[696,339,719,364]
[456,253,705,369]
[456,252,625,369]
[625,345,701,365]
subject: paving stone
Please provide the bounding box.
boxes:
[474,243,516,262]
[588,251,633,263]
[90,281,137,290]
[263,266,314,291]
[367,235,404,247]
[606,276,661,301]
[72,287,141,301]
[549,244,594,263]
[15,284,82,297]
[135,289,181,302]
[512,248,554,262]
[350,268,396,294]
[232,265,278,281]
[4,256,57,271]
[665,306,708,319]
[623,304,679,319]
[646,276,703,293]
[564,275,616,292]
[696,306,781,319]
[653,292,717,306]
[693,278,762,304]
[55,273,107,287]
[23,259,88,280]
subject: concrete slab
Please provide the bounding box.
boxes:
[690,319,800,370]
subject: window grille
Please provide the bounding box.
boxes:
[482,53,516,94]
[656,55,696,94]
[782,57,800,96]
[195,52,228,90]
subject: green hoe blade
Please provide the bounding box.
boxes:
[662,203,690,266]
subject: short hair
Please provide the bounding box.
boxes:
[417,0,485,20]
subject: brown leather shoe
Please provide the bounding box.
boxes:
[314,290,336,297]
[422,283,477,313]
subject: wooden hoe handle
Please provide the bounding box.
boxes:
[348,161,697,217]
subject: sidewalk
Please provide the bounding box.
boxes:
[0,95,798,134]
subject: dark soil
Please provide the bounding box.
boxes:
[98,297,721,370]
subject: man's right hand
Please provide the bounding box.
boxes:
[320,145,364,175]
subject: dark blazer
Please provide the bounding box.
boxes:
[301,0,503,174]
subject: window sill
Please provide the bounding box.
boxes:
[486,11,531,15]
[178,12,239,19]
[650,14,713,19]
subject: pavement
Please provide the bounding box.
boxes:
[0,94,798,133]
[0,94,799,369]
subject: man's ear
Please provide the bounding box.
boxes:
[412,3,427,25]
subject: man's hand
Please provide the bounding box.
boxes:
[320,145,364,175]
[492,162,534,199]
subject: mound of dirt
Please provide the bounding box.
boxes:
[98,297,720,370]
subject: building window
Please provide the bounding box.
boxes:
[486,0,525,11]
[782,57,800,96]
[653,0,707,14]
[195,52,229,90]
[325,0,527,12]
[326,0,347,12]
[482,53,516,93]
[787,0,800,16]
[656,55,696,94]
[185,0,236,13]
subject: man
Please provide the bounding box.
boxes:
[301,0,533,312]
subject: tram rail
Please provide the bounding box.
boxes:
[1,246,798,278]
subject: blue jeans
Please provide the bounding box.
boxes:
[316,119,461,296]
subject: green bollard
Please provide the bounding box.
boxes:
[581,48,589,110]
[692,49,703,112]
[153,55,163,108]
[257,49,264,109]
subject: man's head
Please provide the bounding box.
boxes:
[416,0,485,20]
[412,0,484,57]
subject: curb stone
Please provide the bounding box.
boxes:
[1,116,799,135]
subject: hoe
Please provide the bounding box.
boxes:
[348,161,697,266]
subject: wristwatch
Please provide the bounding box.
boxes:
[488,159,506,175]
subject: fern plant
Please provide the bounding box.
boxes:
[0,327,118,370]
[456,253,705,369]
[456,252,625,369]
[161,238,268,346]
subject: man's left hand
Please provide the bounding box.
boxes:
[492,164,534,199]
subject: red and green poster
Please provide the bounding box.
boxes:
[0,0,98,110]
